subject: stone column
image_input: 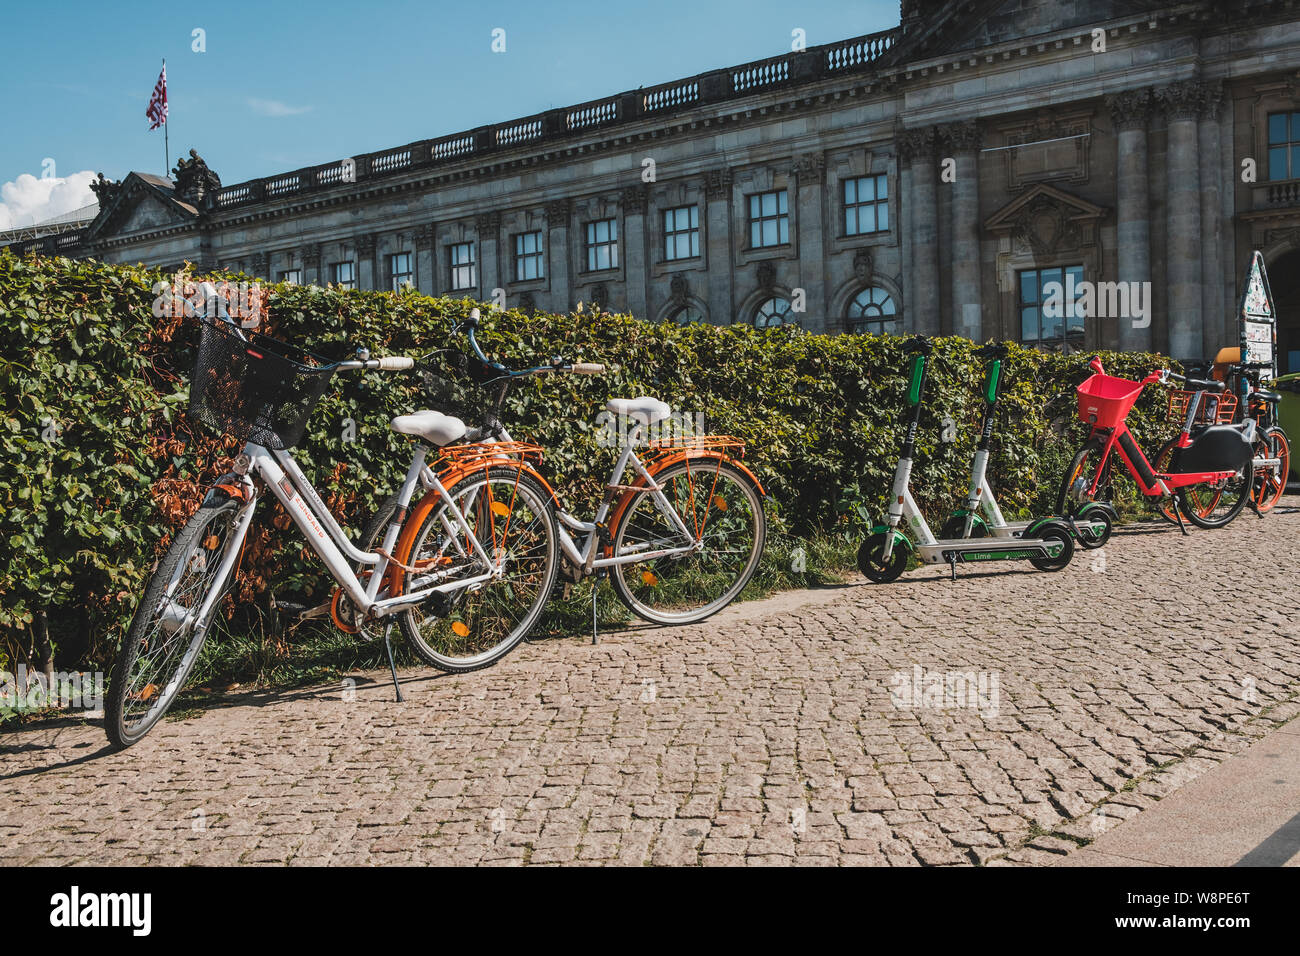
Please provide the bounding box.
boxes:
[1198,82,1226,360]
[545,199,572,313]
[793,154,827,331]
[300,243,321,286]
[1107,88,1154,352]
[899,127,940,335]
[1159,81,1205,362]
[619,188,647,319]
[414,224,435,295]
[355,233,378,291]
[940,121,983,341]
[475,213,501,304]
[705,168,734,324]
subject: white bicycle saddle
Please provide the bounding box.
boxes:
[389,409,468,446]
[606,396,672,426]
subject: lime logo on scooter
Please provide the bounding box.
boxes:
[858,337,1076,584]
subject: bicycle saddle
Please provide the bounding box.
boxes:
[1251,389,1282,404]
[390,409,468,446]
[1183,377,1226,393]
[606,396,671,426]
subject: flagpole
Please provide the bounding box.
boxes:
[162,58,169,175]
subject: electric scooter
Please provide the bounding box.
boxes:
[857,336,1076,583]
[938,343,1115,548]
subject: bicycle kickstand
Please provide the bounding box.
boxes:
[1170,497,1189,537]
[382,622,405,702]
[591,576,599,645]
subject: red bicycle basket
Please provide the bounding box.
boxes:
[1076,373,1144,428]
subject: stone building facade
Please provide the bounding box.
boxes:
[8,1,1300,369]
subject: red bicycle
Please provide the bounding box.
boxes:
[1057,357,1255,531]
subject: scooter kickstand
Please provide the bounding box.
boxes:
[948,553,958,582]
[382,622,404,702]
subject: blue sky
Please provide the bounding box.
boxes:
[0,0,899,228]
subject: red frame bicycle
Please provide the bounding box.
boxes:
[1058,357,1253,531]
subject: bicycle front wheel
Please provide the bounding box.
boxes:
[1057,438,1108,516]
[397,466,559,673]
[608,459,766,625]
[106,500,244,748]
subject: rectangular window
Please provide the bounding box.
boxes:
[1267,111,1300,181]
[1019,265,1086,348]
[663,205,700,260]
[844,174,889,235]
[278,269,301,285]
[585,218,619,272]
[448,242,476,291]
[748,190,789,248]
[514,231,544,281]
[388,252,413,291]
[330,261,355,289]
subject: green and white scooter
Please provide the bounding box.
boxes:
[937,343,1115,548]
[857,336,1076,583]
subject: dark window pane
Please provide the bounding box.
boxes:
[1270,112,1288,144]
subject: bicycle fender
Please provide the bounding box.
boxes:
[602,450,764,557]
[388,460,556,594]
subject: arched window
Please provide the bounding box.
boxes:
[753,296,793,328]
[846,286,899,335]
[669,304,706,326]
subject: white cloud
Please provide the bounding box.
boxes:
[247,97,312,118]
[0,170,97,232]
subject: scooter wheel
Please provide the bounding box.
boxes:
[1029,525,1074,572]
[857,532,909,583]
[1073,507,1113,550]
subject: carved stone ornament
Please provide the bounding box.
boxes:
[705,167,734,200]
[413,224,434,250]
[171,149,222,207]
[896,126,937,164]
[792,154,827,184]
[89,172,121,205]
[622,184,649,215]
[1105,88,1153,131]
[590,283,609,308]
[519,292,536,315]
[757,260,777,292]
[938,121,981,153]
[852,247,874,283]
[1011,195,1081,257]
[475,211,501,233]
[670,273,689,304]
[547,198,571,221]
[355,233,378,256]
[1156,80,1205,121]
[300,243,321,267]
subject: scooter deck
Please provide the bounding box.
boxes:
[997,518,1109,543]
[915,536,1066,564]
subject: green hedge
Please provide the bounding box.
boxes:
[0,252,1175,668]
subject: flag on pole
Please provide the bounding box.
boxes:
[146,63,168,130]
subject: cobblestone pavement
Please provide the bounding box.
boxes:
[4,502,1300,866]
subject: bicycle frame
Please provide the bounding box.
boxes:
[470,420,701,575]
[1082,386,1239,499]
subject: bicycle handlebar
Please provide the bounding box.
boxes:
[457,306,604,379]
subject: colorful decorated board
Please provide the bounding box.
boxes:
[1238,250,1278,379]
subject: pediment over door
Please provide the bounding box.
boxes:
[984,183,1107,258]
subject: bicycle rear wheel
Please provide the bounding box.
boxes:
[1181,464,1252,529]
[396,466,559,673]
[609,459,765,625]
[1252,426,1290,513]
[106,500,245,748]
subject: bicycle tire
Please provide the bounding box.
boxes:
[395,466,560,673]
[1252,426,1290,513]
[608,459,766,625]
[106,500,243,748]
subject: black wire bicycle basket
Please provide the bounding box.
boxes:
[418,348,506,435]
[190,317,337,449]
